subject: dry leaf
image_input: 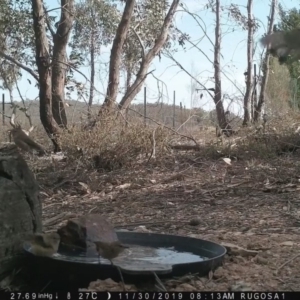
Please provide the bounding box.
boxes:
[222,157,231,165]
[116,183,131,189]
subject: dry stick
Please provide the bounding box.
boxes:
[173,4,244,96]
[43,212,67,226]
[176,115,203,132]
[126,106,199,146]
[146,127,157,164]
[0,111,12,119]
[97,257,126,291]
[112,262,126,292]
[276,253,300,274]
[0,51,39,81]
[14,73,34,131]
[153,272,167,292]
[40,280,52,293]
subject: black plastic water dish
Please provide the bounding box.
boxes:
[23,231,226,290]
[116,231,226,276]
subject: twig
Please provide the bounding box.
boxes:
[40,280,52,292]
[14,72,34,131]
[0,51,39,81]
[132,27,145,60]
[153,272,167,292]
[43,5,56,38]
[276,253,300,273]
[127,106,199,145]
[147,127,157,164]
[44,212,67,226]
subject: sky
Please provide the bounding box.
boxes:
[4,0,299,116]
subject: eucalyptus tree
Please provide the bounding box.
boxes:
[70,0,120,118]
[100,0,180,116]
[121,0,171,92]
[0,0,75,152]
[0,0,32,101]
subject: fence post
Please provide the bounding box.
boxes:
[180,102,183,125]
[173,91,175,129]
[253,63,257,119]
[2,94,4,126]
[144,86,146,125]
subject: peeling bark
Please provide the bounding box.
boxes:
[88,30,95,119]
[254,0,277,122]
[32,0,61,152]
[242,0,254,126]
[98,0,180,119]
[118,0,180,110]
[214,0,232,136]
[99,0,136,115]
[51,0,74,128]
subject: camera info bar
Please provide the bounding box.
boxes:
[1,292,295,300]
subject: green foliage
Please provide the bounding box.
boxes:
[122,0,179,85]
[266,57,293,113]
[277,4,300,108]
[0,0,34,90]
[227,4,260,32]
[68,0,120,97]
[70,0,120,52]
[69,0,180,93]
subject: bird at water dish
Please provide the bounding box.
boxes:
[94,240,128,291]
[27,232,60,257]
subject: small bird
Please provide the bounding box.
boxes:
[94,240,128,290]
[94,241,128,262]
[27,233,61,257]
[260,29,300,63]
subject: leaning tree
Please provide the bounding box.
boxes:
[0,0,74,152]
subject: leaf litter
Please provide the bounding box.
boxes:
[31,152,300,291]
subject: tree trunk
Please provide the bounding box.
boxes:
[51,0,74,128]
[32,0,61,152]
[254,0,276,122]
[126,68,132,91]
[251,64,258,119]
[214,0,232,136]
[88,30,95,119]
[0,143,42,278]
[99,0,136,115]
[242,0,254,126]
[118,0,180,110]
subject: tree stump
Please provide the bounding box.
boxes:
[0,143,42,278]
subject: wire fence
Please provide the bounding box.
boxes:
[0,89,219,134]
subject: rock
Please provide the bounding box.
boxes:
[58,214,119,252]
[0,143,42,277]
[189,218,201,226]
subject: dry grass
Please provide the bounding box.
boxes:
[59,115,172,170]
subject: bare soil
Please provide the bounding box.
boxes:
[35,151,300,291]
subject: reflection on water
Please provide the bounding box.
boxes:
[52,244,208,266]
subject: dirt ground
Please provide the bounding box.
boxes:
[34,150,300,292]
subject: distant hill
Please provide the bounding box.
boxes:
[0,99,242,130]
